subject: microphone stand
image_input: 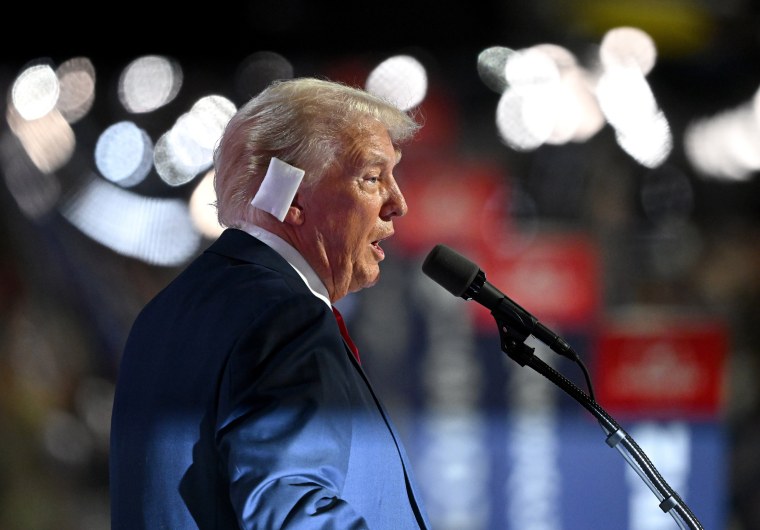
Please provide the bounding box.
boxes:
[496,320,704,530]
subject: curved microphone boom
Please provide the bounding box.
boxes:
[422,244,578,360]
[422,245,705,530]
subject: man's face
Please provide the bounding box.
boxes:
[298,119,408,302]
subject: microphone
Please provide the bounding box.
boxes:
[422,244,578,360]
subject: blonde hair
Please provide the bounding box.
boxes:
[213,77,421,228]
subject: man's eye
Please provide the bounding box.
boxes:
[366,176,379,184]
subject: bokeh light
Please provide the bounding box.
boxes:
[6,102,76,174]
[154,95,236,187]
[477,46,513,94]
[365,54,428,111]
[11,61,59,121]
[234,50,294,101]
[683,90,760,181]
[599,26,657,74]
[118,55,182,114]
[55,57,96,123]
[60,177,202,266]
[95,121,154,187]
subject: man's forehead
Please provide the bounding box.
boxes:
[354,126,399,165]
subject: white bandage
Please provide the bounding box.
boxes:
[250,157,305,222]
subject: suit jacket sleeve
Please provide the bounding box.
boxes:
[215,293,370,529]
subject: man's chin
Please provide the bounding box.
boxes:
[353,268,381,292]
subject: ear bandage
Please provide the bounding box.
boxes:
[250,157,305,222]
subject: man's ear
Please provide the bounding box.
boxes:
[283,194,305,226]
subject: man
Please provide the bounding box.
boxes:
[109,77,431,529]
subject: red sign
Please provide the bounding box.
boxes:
[470,231,601,333]
[392,157,511,258]
[594,314,728,419]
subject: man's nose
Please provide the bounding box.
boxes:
[383,180,408,219]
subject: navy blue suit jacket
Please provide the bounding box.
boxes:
[110,228,431,529]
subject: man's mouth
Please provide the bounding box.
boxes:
[371,229,395,256]
[370,236,389,259]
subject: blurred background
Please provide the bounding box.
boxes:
[1,0,759,528]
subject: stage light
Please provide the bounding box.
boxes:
[94,121,154,187]
[365,55,427,111]
[477,46,513,93]
[61,177,202,266]
[11,62,60,121]
[599,26,657,75]
[495,47,561,151]
[496,88,552,151]
[154,94,236,187]
[118,55,183,114]
[684,96,760,182]
[6,103,76,174]
[613,110,673,168]
[491,45,605,150]
[55,57,96,124]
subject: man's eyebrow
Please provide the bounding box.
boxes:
[359,148,400,169]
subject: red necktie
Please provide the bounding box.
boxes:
[332,306,361,364]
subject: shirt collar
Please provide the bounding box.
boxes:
[240,223,332,307]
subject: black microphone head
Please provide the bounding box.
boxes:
[422,244,481,298]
